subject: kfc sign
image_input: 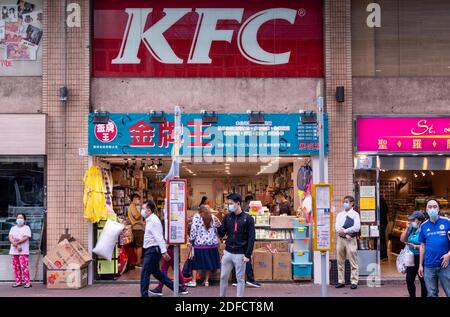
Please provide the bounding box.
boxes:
[93,0,323,77]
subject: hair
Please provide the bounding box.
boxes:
[200,196,208,206]
[143,200,156,214]
[275,191,287,199]
[425,197,440,209]
[245,195,254,203]
[131,193,141,201]
[199,205,213,230]
[16,213,26,221]
[227,193,242,205]
[344,196,355,204]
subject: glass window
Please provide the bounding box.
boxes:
[352,0,450,76]
[0,156,45,255]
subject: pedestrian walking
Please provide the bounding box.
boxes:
[335,195,361,289]
[418,199,450,297]
[154,245,187,293]
[186,205,221,287]
[9,213,32,288]
[400,210,427,297]
[140,201,188,297]
[218,193,255,297]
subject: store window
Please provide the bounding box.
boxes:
[0,156,45,255]
[352,0,450,76]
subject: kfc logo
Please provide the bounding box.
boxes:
[112,8,297,66]
[94,120,118,143]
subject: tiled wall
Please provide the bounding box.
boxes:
[324,0,353,259]
[43,0,90,248]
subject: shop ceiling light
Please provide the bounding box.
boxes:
[430,171,435,175]
[202,111,218,124]
[92,111,110,124]
[150,111,166,124]
[421,171,426,176]
[248,111,265,124]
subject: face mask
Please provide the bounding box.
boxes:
[343,202,350,210]
[427,209,439,220]
[141,209,148,219]
[411,222,418,229]
[228,204,236,213]
[16,219,24,226]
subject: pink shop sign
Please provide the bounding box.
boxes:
[356,117,450,153]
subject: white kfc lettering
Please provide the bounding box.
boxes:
[112,7,297,65]
[187,9,244,64]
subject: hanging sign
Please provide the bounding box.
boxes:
[360,210,376,223]
[166,179,188,244]
[312,183,334,252]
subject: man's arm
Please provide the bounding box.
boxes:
[335,213,342,232]
[130,204,142,220]
[152,219,167,254]
[245,215,255,259]
[218,215,227,238]
[344,212,361,234]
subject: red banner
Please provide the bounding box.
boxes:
[92,0,323,77]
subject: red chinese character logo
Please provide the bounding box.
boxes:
[158,121,175,148]
[94,120,117,143]
[186,120,212,147]
[129,121,155,147]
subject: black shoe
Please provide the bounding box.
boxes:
[149,288,163,296]
[246,281,261,288]
[335,283,345,288]
[179,288,189,295]
[351,284,358,290]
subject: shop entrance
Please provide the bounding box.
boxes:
[91,156,313,282]
[355,155,450,279]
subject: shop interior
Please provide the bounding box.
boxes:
[92,156,314,282]
[356,156,450,279]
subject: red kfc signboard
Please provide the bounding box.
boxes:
[93,0,323,77]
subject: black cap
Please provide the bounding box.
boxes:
[408,210,425,221]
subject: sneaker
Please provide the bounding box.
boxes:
[11,283,22,288]
[24,284,32,289]
[232,283,237,287]
[186,281,197,287]
[246,281,261,288]
[149,288,163,296]
[351,284,358,290]
[179,288,189,295]
[335,283,345,288]
[203,281,209,287]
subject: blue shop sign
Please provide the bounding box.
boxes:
[88,113,328,156]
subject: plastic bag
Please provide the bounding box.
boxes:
[93,220,124,261]
[396,247,414,273]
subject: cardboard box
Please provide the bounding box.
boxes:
[43,239,92,270]
[272,252,292,280]
[252,249,273,281]
[270,216,297,229]
[46,267,88,290]
[253,241,288,253]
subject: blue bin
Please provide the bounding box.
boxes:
[293,250,310,263]
[293,219,307,227]
[293,226,308,239]
[292,262,313,277]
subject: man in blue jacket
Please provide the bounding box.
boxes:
[418,198,450,297]
[218,193,255,297]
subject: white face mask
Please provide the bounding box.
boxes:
[141,208,149,219]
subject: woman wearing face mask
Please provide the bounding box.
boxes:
[400,211,427,297]
[8,213,32,288]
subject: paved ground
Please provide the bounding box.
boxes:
[0,281,427,297]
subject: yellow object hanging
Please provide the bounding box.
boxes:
[83,166,107,223]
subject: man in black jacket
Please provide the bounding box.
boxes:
[218,193,255,297]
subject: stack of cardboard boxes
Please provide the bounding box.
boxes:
[43,238,92,289]
[252,241,292,281]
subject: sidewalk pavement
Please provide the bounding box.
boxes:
[0,281,419,297]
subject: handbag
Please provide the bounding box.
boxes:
[396,247,415,273]
[182,258,193,278]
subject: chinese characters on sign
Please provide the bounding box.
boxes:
[167,179,187,244]
[94,120,117,143]
[357,117,450,153]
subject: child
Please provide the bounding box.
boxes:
[9,213,32,288]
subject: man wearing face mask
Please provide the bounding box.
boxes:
[418,198,450,297]
[335,196,361,289]
[140,201,189,297]
[128,194,144,267]
[218,193,255,297]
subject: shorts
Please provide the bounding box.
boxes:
[132,230,144,247]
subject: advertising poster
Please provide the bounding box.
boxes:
[313,184,334,252]
[167,179,187,244]
[0,0,42,75]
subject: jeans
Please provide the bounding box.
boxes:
[380,224,388,259]
[424,266,450,297]
[220,250,246,297]
[231,256,255,283]
[140,246,174,297]
[405,255,427,297]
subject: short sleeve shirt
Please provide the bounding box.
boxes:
[9,225,32,255]
[418,217,450,268]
